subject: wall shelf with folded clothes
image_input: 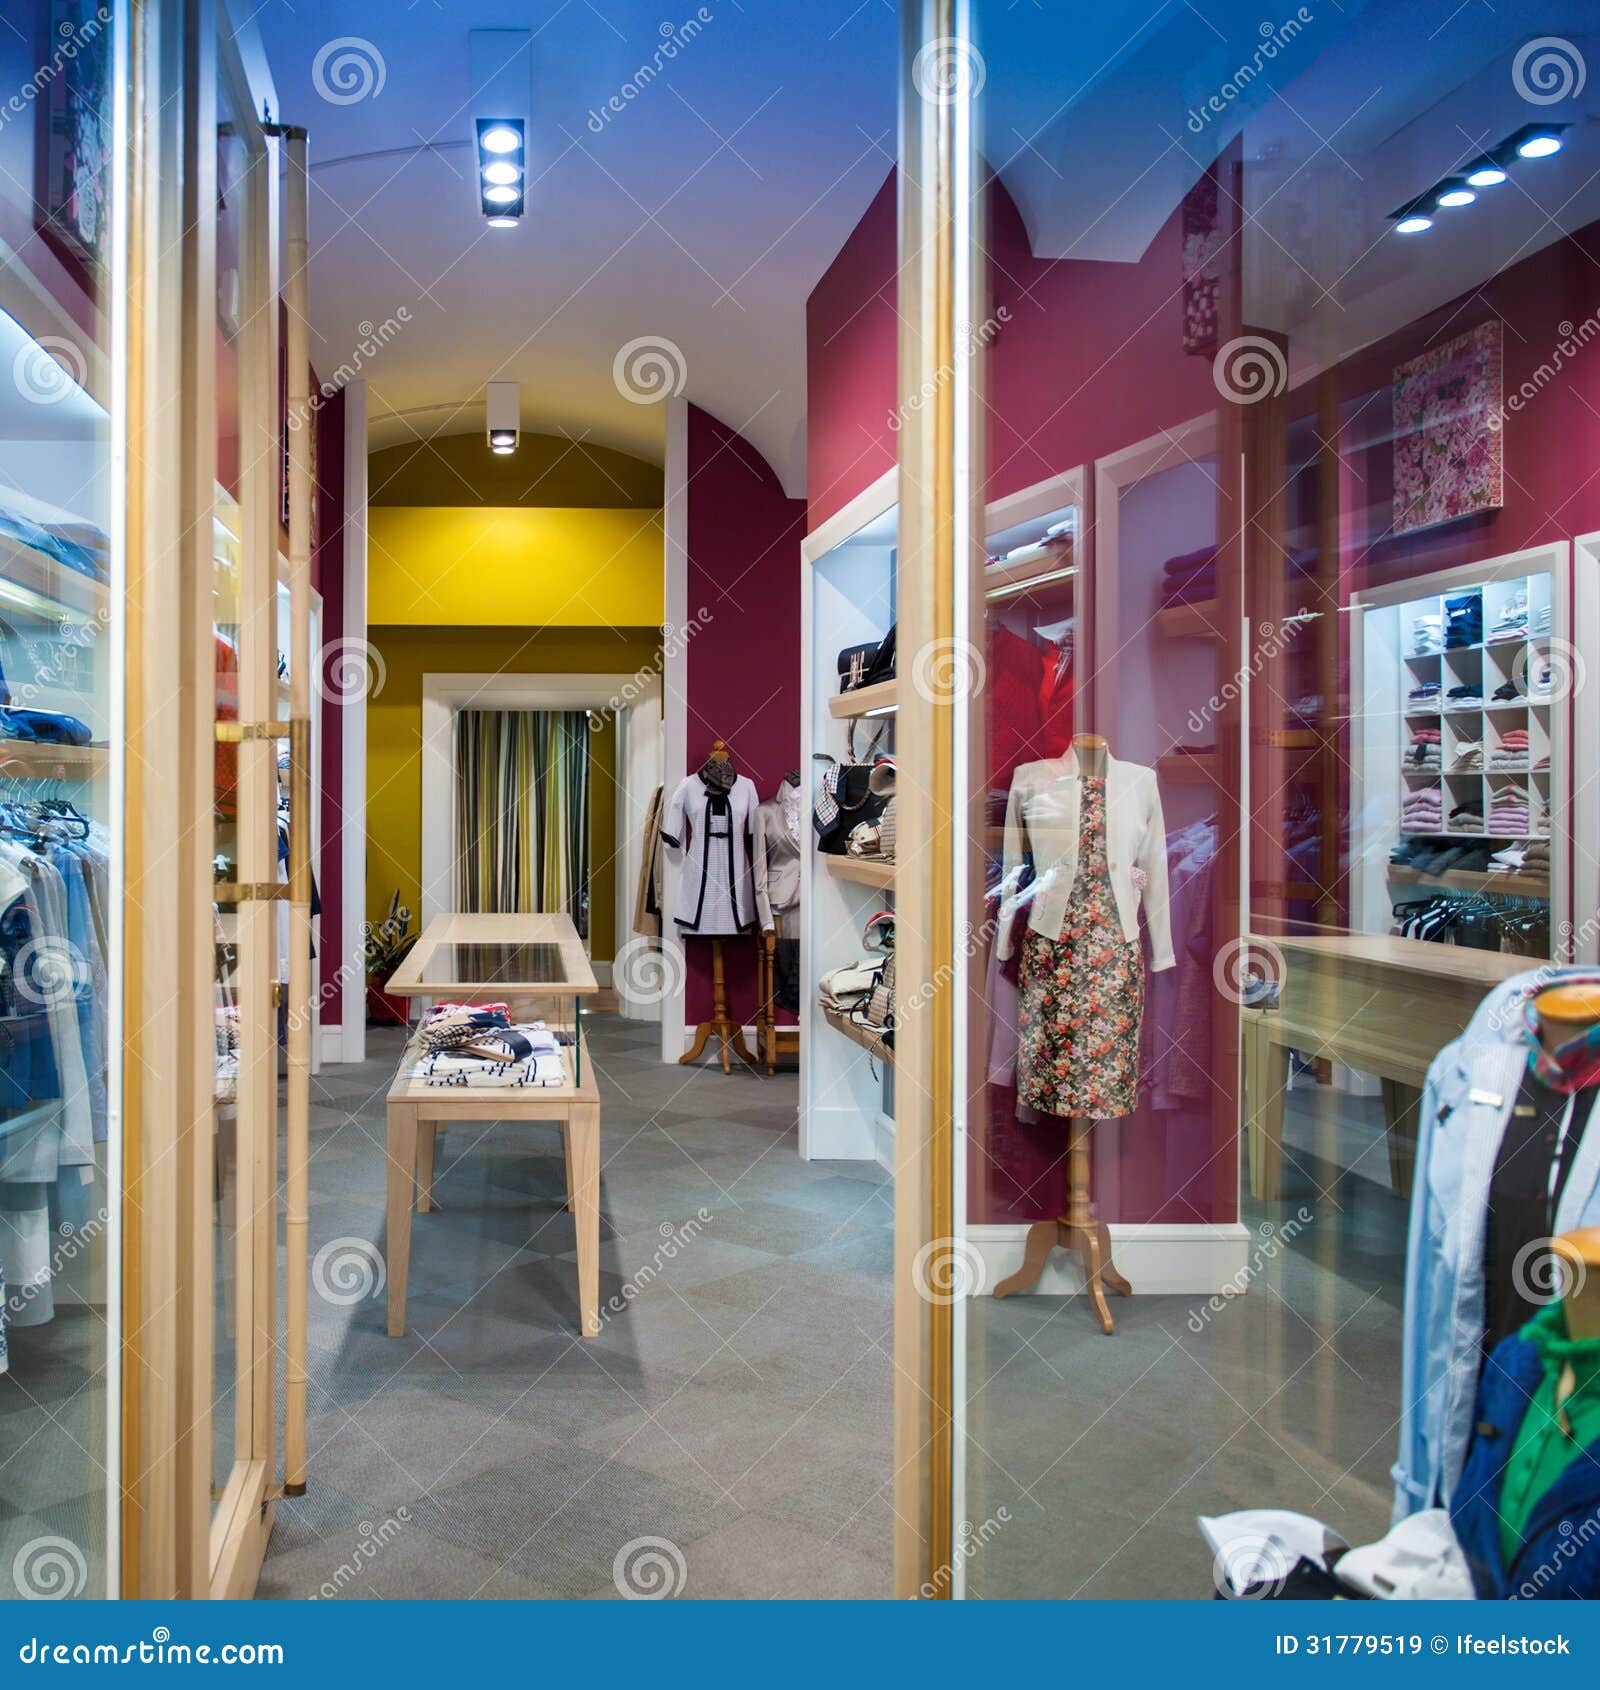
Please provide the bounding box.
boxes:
[826,678,897,721]
[827,853,895,890]
[0,738,107,779]
[822,1003,893,1068]
[0,529,111,624]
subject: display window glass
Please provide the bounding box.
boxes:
[935,0,1600,1601]
[0,0,121,1601]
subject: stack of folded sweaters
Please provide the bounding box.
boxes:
[1449,802,1484,833]
[1410,612,1442,655]
[1444,683,1482,707]
[1489,839,1550,878]
[1450,740,1483,771]
[1488,728,1529,769]
[1407,680,1441,707]
[1158,546,1219,610]
[410,1003,566,1088]
[1486,788,1530,833]
[1444,592,1482,648]
[1401,787,1443,832]
[1406,726,1441,772]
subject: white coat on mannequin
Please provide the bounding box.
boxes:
[661,771,759,935]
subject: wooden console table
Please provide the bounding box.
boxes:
[1242,933,1528,1202]
[382,912,602,1338]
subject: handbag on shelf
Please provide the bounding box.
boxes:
[818,956,884,1009]
[837,624,897,693]
[814,729,892,855]
[858,952,895,1042]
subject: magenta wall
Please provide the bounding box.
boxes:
[315,387,348,1028]
[683,402,807,1025]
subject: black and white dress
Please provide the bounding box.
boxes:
[661,771,759,935]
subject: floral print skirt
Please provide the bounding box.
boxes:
[1016,876,1145,1120]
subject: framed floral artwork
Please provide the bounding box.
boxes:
[1392,321,1504,536]
[34,0,112,287]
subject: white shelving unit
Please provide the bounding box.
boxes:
[1351,543,1569,950]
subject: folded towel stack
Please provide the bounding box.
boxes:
[1489,591,1529,641]
[1411,613,1443,655]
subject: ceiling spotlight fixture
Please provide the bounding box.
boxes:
[1435,180,1476,209]
[1518,130,1563,159]
[1395,213,1434,235]
[486,216,519,230]
[474,116,526,223]
[1388,123,1572,236]
[485,381,519,456]
[1465,159,1508,188]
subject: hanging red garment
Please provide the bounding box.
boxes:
[986,624,1047,795]
[1037,640,1075,758]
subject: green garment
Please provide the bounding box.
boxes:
[1498,1303,1600,1563]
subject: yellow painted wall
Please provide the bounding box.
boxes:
[368,505,664,627]
[367,626,663,963]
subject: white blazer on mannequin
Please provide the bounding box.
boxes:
[997,748,1175,970]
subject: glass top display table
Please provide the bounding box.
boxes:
[382,913,602,1338]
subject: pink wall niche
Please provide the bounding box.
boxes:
[682,401,808,1026]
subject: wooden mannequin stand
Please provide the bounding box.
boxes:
[680,936,759,1074]
[993,1117,1132,1333]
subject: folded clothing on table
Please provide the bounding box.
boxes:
[412,1020,565,1087]
[0,707,94,746]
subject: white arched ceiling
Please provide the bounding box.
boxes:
[253,1,898,495]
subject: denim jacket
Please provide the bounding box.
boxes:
[1392,967,1600,1523]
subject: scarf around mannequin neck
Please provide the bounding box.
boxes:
[700,758,735,795]
[1523,1000,1600,1093]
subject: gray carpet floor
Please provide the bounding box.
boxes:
[258,1017,896,1600]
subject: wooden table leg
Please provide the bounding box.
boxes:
[386,1102,418,1338]
[568,1102,601,1337]
[1381,1078,1421,1201]
[416,1123,438,1214]
[561,1120,574,1213]
[1245,1016,1287,1202]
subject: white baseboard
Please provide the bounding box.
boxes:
[318,1025,365,1065]
[873,1110,894,1175]
[593,960,613,988]
[966,1221,1251,1297]
[676,1024,761,1056]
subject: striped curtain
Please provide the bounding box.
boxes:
[455,710,591,935]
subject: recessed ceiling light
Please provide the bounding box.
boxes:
[1435,181,1476,208]
[483,160,521,186]
[1466,161,1507,188]
[486,215,519,229]
[491,444,515,455]
[483,184,519,206]
[1395,214,1433,235]
[1518,131,1563,159]
[481,125,520,154]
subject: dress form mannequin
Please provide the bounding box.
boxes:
[995,733,1133,1332]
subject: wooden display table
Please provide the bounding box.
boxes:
[383,913,602,1339]
[1242,932,1529,1202]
